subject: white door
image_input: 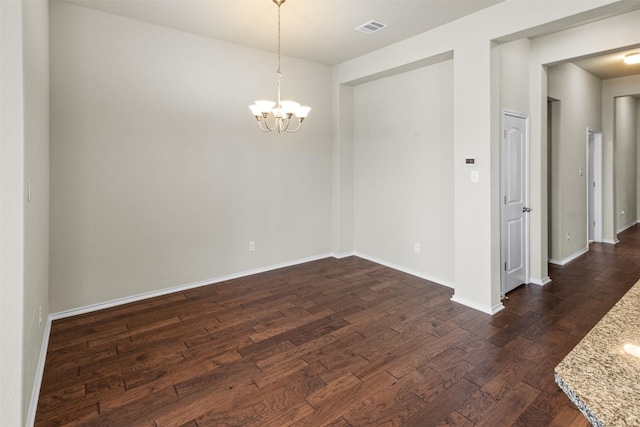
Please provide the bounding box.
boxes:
[501,112,529,296]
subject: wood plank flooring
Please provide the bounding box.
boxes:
[35,226,640,426]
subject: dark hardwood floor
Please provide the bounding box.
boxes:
[35,226,640,426]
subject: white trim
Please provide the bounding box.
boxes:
[548,246,589,266]
[529,276,552,286]
[26,316,52,426]
[451,295,504,315]
[616,221,637,234]
[51,253,333,320]
[354,251,454,289]
[586,129,603,243]
[332,251,356,259]
[602,239,619,245]
[352,252,508,315]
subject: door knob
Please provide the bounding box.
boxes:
[522,207,531,213]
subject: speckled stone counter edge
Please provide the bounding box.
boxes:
[554,372,603,427]
[554,280,640,427]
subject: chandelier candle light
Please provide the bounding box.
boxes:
[249,0,310,133]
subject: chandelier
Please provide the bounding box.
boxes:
[249,0,310,133]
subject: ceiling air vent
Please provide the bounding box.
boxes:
[355,20,388,35]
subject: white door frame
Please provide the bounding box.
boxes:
[500,110,530,298]
[586,128,603,243]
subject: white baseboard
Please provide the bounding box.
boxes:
[332,251,355,259]
[529,276,552,286]
[51,253,333,321]
[353,251,454,289]
[548,246,589,266]
[26,316,52,426]
[602,239,619,245]
[354,252,508,315]
[617,221,637,234]
[450,295,504,315]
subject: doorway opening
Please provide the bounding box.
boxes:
[587,128,603,243]
[547,98,560,260]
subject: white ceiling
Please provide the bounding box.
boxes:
[56,0,504,65]
[573,47,640,81]
[55,0,640,81]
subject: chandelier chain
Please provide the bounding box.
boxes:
[277,3,281,77]
[276,3,282,103]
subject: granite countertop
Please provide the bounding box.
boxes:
[555,280,640,426]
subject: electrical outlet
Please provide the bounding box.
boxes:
[414,243,421,254]
[38,306,42,326]
[566,233,570,241]
[249,241,256,252]
[621,210,625,215]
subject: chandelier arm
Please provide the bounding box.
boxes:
[284,119,303,133]
[279,117,289,132]
[258,118,275,132]
[258,123,272,132]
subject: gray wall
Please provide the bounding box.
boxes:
[23,0,50,419]
[0,3,26,423]
[638,98,640,218]
[352,61,454,285]
[547,62,602,262]
[499,38,531,115]
[49,2,332,312]
[615,96,638,231]
[0,0,50,423]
